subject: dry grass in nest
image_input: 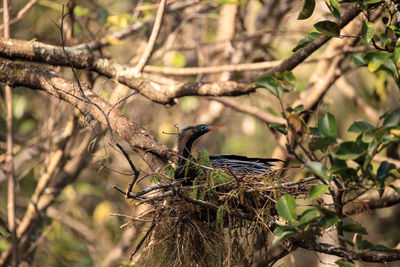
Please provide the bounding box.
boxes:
[121,164,316,266]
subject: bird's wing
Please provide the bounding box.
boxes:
[209,154,282,174]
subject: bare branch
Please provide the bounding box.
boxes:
[0,58,174,170]
[3,0,18,265]
[209,97,285,124]
[135,0,166,72]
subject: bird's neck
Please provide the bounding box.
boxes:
[178,137,195,165]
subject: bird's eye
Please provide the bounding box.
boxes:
[200,125,207,131]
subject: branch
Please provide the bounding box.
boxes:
[0,37,254,104]
[75,0,199,51]
[258,5,361,78]
[0,128,95,265]
[344,185,400,216]
[209,97,285,124]
[3,0,18,265]
[135,0,166,72]
[292,236,400,263]
[0,58,174,169]
[0,0,38,32]
[0,6,361,105]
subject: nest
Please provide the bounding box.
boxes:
[125,164,314,266]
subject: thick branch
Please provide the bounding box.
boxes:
[0,58,173,170]
[0,37,254,104]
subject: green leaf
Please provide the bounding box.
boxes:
[356,234,373,250]
[318,113,337,139]
[377,161,395,180]
[327,0,341,21]
[340,223,368,234]
[314,21,340,37]
[309,137,336,151]
[348,120,375,132]
[276,194,297,222]
[272,226,296,245]
[334,141,367,160]
[293,104,304,115]
[269,123,287,135]
[305,161,332,181]
[298,0,316,20]
[361,21,375,44]
[353,53,367,66]
[292,32,320,52]
[382,57,397,76]
[368,56,383,72]
[309,184,329,200]
[318,207,341,228]
[255,76,283,98]
[383,108,400,127]
[298,208,320,225]
[282,71,297,90]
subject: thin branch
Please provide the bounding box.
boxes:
[3,0,18,265]
[209,97,286,125]
[76,0,198,51]
[0,0,38,32]
[135,0,166,72]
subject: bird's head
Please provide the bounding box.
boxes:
[178,124,225,157]
[180,124,224,141]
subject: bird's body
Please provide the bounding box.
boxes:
[174,124,282,183]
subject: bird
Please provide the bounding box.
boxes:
[174,124,282,183]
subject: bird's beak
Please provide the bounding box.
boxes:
[208,124,225,131]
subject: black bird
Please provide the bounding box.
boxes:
[174,124,282,182]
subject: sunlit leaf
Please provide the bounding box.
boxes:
[272,226,296,245]
[276,194,297,222]
[255,76,283,98]
[361,20,375,44]
[298,208,320,225]
[318,113,337,139]
[309,184,329,199]
[305,162,332,181]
